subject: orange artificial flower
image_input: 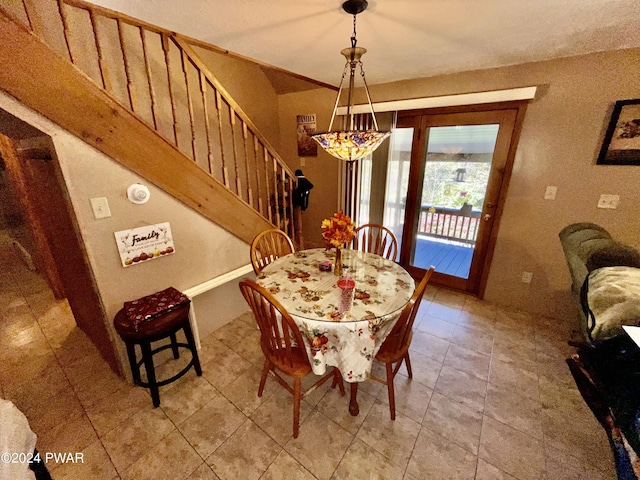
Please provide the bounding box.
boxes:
[321,211,355,248]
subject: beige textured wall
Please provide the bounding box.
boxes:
[278,48,640,319]
[0,92,251,370]
[193,46,282,151]
[278,88,342,249]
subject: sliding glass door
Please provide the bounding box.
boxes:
[383,105,524,294]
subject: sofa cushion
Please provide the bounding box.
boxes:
[586,266,640,340]
[587,242,640,272]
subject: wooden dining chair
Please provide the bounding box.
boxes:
[353,223,399,261]
[250,228,295,274]
[238,279,344,438]
[370,266,436,420]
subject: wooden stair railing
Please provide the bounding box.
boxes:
[0,0,298,244]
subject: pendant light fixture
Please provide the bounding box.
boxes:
[311,0,390,162]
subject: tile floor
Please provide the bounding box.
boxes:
[0,243,617,480]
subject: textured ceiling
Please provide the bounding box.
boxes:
[88,0,640,88]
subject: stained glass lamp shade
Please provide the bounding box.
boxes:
[311,1,389,162]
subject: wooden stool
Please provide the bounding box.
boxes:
[114,303,202,407]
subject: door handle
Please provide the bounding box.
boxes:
[484,213,491,221]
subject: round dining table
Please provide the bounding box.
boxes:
[256,247,415,415]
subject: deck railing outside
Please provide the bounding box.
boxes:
[417,205,480,245]
[3,0,297,239]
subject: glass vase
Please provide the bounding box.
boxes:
[334,247,343,276]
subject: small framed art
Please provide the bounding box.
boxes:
[597,99,640,165]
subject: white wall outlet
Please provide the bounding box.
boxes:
[521,271,533,284]
[544,186,557,200]
[300,157,305,166]
[597,194,620,209]
[90,197,111,219]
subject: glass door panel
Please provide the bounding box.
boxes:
[410,124,499,279]
[382,127,413,252]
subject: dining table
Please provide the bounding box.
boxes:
[256,247,415,415]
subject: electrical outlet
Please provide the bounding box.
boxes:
[544,186,557,200]
[300,157,305,167]
[521,271,533,284]
[597,194,620,209]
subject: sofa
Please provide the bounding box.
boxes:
[560,223,640,479]
[559,222,640,345]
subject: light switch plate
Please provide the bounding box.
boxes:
[90,197,111,219]
[544,186,557,200]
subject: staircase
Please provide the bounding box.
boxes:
[0,0,298,245]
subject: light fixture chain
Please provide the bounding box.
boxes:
[351,14,357,48]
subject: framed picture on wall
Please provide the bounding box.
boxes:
[597,99,640,165]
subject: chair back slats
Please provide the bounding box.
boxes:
[388,266,436,352]
[250,228,295,274]
[354,224,399,261]
[239,279,309,371]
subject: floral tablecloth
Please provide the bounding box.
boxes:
[257,248,414,382]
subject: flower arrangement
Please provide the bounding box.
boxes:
[321,211,355,248]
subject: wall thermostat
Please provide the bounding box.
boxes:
[127,184,151,204]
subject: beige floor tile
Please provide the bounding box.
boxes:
[484,383,543,440]
[417,315,458,340]
[375,372,433,422]
[488,359,539,401]
[451,324,494,355]
[228,329,263,367]
[160,375,219,424]
[456,310,496,335]
[285,410,353,480]
[101,407,175,473]
[404,349,443,389]
[260,450,316,480]
[201,345,252,391]
[122,429,202,480]
[218,364,276,415]
[23,386,85,436]
[85,385,151,437]
[543,446,592,480]
[462,297,498,319]
[425,302,462,323]
[72,367,129,408]
[47,438,118,480]
[3,359,71,411]
[356,400,421,469]
[213,316,259,350]
[435,365,487,413]
[410,330,451,362]
[474,458,516,479]
[492,337,538,373]
[178,394,246,458]
[207,420,282,480]
[37,411,98,455]
[479,416,546,480]
[333,437,404,480]
[540,405,611,467]
[186,462,221,480]
[444,342,491,380]
[406,426,478,480]
[432,288,468,308]
[316,386,375,435]
[249,387,313,446]
[422,391,483,455]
